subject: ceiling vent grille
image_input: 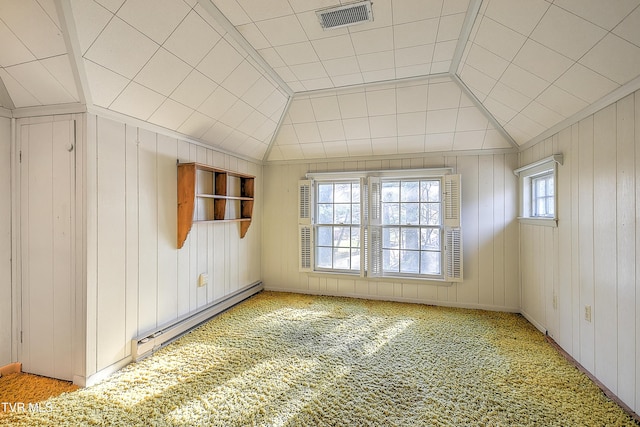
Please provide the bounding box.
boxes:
[316,1,373,30]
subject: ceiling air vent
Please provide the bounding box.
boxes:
[316,1,374,30]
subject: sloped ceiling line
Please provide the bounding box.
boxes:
[449,0,483,74]
[262,94,293,162]
[0,78,15,110]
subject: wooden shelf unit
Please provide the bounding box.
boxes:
[177,162,255,248]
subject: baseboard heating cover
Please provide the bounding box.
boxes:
[131,281,263,362]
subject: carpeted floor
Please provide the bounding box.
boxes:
[0,291,637,426]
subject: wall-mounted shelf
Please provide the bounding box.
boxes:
[177,162,255,249]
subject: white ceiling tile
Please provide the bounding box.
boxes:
[0,68,40,107]
[69,0,112,55]
[40,54,79,100]
[237,23,271,50]
[290,62,328,80]
[459,65,496,97]
[311,35,355,60]
[110,82,165,120]
[252,119,277,141]
[331,73,365,87]
[302,78,333,91]
[275,42,319,65]
[366,89,396,116]
[393,19,438,49]
[613,5,640,47]
[210,0,251,26]
[464,43,509,79]
[149,98,193,130]
[318,120,345,141]
[267,146,284,161]
[300,142,326,159]
[455,106,488,131]
[0,0,66,58]
[393,0,443,24]
[310,96,340,121]
[85,17,158,79]
[276,123,298,144]
[554,0,639,31]
[488,82,532,112]
[425,132,454,151]
[397,135,426,153]
[555,63,619,103]
[170,70,217,110]
[288,0,336,14]
[197,39,243,84]
[350,27,394,55]
[396,84,428,113]
[117,0,190,44]
[427,81,461,110]
[237,110,268,136]
[221,60,261,97]
[134,48,191,96]
[236,0,293,21]
[430,61,450,74]
[199,86,238,120]
[507,113,546,139]
[5,60,77,105]
[362,68,396,83]
[273,66,297,82]
[177,111,215,139]
[258,90,287,117]
[163,10,221,67]
[202,121,234,144]
[219,99,253,128]
[397,112,427,136]
[397,63,432,78]
[442,0,470,15]
[93,0,124,13]
[347,0,393,33]
[258,48,286,68]
[503,123,532,145]
[482,97,518,123]
[256,15,308,46]
[294,122,321,143]
[369,114,396,138]
[520,101,564,129]
[433,40,457,63]
[243,77,277,109]
[536,84,588,117]
[500,63,549,99]
[342,117,370,139]
[482,129,511,149]
[0,20,35,67]
[338,92,368,118]
[474,17,526,61]
[512,39,574,83]
[530,5,607,61]
[322,141,350,158]
[297,10,349,40]
[358,50,396,72]
[452,130,485,150]
[485,0,550,36]
[436,13,466,42]
[323,57,361,76]
[580,33,640,85]
[289,98,316,123]
[395,45,433,68]
[426,108,458,134]
[347,138,373,156]
[37,0,59,28]
[277,143,304,159]
[371,137,398,155]
[84,59,129,107]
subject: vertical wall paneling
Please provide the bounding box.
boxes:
[176,140,191,317]
[457,156,479,305]
[570,123,581,359]
[124,125,139,348]
[557,126,572,351]
[85,115,97,376]
[196,147,207,309]
[593,105,618,392]
[478,155,494,306]
[96,117,127,369]
[493,155,505,307]
[635,92,640,415]
[188,144,198,312]
[616,94,635,405]
[504,153,519,309]
[0,117,11,366]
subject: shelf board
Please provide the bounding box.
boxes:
[196,194,253,201]
[193,218,252,224]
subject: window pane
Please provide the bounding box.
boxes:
[401,181,419,202]
[536,179,546,196]
[383,227,400,249]
[318,183,333,203]
[420,203,440,225]
[421,251,441,275]
[401,228,420,250]
[382,182,399,202]
[383,203,400,225]
[334,204,351,224]
[421,228,440,251]
[351,249,360,270]
[352,185,360,203]
[537,198,546,216]
[351,227,360,248]
[333,247,351,269]
[547,177,554,196]
[352,205,361,224]
[421,180,440,202]
[317,247,332,268]
[383,249,399,272]
[317,226,332,246]
[334,226,351,247]
[401,203,419,224]
[548,197,555,216]
[400,250,419,273]
[334,183,351,203]
[318,204,333,223]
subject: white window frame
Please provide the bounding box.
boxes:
[514,154,563,227]
[298,169,462,283]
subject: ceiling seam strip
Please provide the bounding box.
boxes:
[262,95,293,163]
[451,73,519,149]
[196,0,294,98]
[54,0,93,107]
[449,0,483,76]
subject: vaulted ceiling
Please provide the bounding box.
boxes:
[1,0,639,163]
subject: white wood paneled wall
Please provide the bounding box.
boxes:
[0,117,11,367]
[85,114,262,377]
[263,154,520,311]
[519,91,640,414]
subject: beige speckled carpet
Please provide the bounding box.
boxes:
[1,291,636,426]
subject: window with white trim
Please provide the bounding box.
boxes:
[298,170,463,282]
[515,154,562,224]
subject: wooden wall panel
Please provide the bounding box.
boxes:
[0,117,11,367]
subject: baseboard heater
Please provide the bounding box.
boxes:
[131,281,263,362]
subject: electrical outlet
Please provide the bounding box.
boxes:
[584,305,592,322]
[198,273,208,288]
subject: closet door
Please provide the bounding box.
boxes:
[20,119,75,381]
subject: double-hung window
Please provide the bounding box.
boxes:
[298,170,462,282]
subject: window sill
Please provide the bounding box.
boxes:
[307,271,455,286]
[518,217,558,227]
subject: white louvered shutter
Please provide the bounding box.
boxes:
[445,227,463,282]
[443,174,462,282]
[444,174,461,227]
[360,177,368,277]
[367,177,382,277]
[298,180,313,272]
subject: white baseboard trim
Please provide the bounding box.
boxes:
[519,310,546,334]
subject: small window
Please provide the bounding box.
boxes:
[531,173,554,218]
[515,155,562,225]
